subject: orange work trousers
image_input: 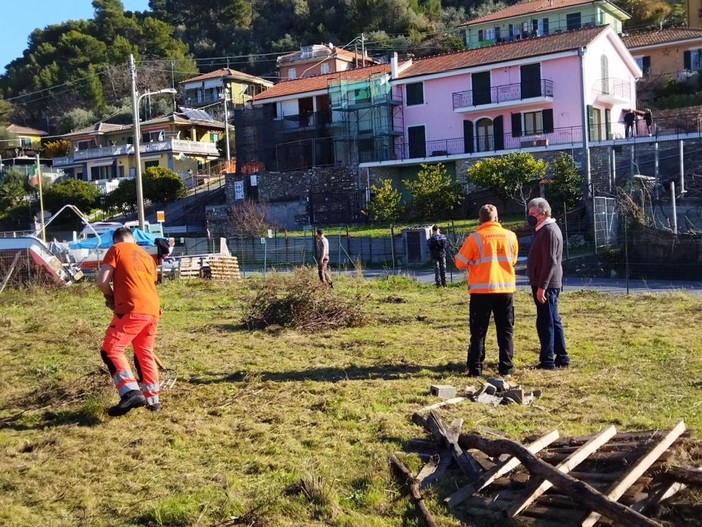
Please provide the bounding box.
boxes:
[100,313,160,406]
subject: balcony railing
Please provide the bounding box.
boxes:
[467,15,603,49]
[452,80,553,110]
[277,111,332,131]
[52,139,219,167]
[592,77,631,100]
[381,113,702,163]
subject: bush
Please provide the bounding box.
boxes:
[243,268,366,332]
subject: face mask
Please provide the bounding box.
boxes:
[527,215,538,227]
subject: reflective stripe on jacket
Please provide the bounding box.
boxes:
[455,221,518,294]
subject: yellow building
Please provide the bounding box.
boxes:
[52,111,223,193]
[180,68,273,111]
[689,0,702,28]
[3,124,47,155]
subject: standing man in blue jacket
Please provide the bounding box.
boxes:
[428,225,448,287]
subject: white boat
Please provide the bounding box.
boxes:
[0,235,84,285]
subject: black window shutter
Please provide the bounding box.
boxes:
[511,113,522,137]
[605,108,611,139]
[463,120,474,154]
[478,30,484,41]
[542,109,554,133]
[494,116,504,150]
[642,56,651,72]
[684,50,691,70]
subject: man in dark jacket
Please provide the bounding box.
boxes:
[428,225,448,287]
[526,198,570,370]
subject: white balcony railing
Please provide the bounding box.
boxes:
[51,139,219,166]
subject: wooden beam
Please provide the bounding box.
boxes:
[580,420,686,527]
[507,425,617,518]
[664,465,702,486]
[389,454,440,527]
[0,252,22,295]
[415,397,465,414]
[458,433,663,527]
[426,410,481,479]
[445,429,559,508]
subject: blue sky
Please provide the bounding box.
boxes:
[1,0,150,71]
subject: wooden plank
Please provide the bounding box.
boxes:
[664,465,702,486]
[508,425,617,518]
[417,449,453,490]
[631,481,685,514]
[426,410,481,479]
[445,429,559,508]
[0,252,22,294]
[415,397,465,415]
[580,420,686,527]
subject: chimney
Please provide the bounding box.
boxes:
[391,52,399,79]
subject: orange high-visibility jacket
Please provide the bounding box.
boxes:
[455,221,518,294]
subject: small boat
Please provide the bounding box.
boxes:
[0,235,84,285]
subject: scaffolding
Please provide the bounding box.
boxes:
[328,72,404,165]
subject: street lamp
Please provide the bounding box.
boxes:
[130,54,177,230]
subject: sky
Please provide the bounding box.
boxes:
[0,0,150,71]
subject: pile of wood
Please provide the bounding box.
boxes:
[390,403,702,527]
[177,255,240,281]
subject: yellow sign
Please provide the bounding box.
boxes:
[156,210,165,223]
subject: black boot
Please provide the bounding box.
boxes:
[107,390,146,416]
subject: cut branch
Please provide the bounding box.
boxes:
[389,454,440,527]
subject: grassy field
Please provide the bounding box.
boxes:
[276,216,527,238]
[0,275,701,527]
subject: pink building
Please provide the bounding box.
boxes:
[383,25,640,164]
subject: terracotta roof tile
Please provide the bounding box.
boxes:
[622,28,702,49]
[180,68,272,86]
[253,63,392,101]
[461,0,619,26]
[7,124,47,136]
[397,25,609,79]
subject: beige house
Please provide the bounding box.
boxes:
[52,111,223,193]
[180,68,273,110]
[277,44,375,80]
[622,28,702,77]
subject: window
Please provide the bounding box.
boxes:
[635,56,651,75]
[20,137,32,147]
[566,13,581,31]
[406,82,424,106]
[77,140,94,151]
[90,165,113,181]
[145,160,159,169]
[542,18,549,35]
[495,26,501,41]
[600,55,609,94]
[288,68,297,79]
[684,49,701,71]
[478,30,484,41]
[523,111,543,135]
[320,62,330,74]
[485,28,495,41]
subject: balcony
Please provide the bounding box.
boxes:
[592,78,631,105]
[452,80,554,111]
[51,139,220,167]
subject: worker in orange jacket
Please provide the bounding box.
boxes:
[455,204,518,377]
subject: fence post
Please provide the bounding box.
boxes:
[564,203,570,261]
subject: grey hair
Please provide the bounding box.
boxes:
[528,197,552,217]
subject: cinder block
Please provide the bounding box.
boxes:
[430,384,457,399]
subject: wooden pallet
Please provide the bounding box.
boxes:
[207,255,240,281]
[177,256,206,280]
[399,410,698,527]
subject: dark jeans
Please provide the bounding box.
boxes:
[432,256,446,286]
[468,293,514,375]
[531,286,569,368]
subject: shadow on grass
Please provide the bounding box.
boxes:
[189,362,466,385]
[0,408,102,431]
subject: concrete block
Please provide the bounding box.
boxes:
[430,384,457,399]
[487,377,510,392]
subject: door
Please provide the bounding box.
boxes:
[476,118,493,152]
[408,125,426,158]
[521,64,541,99]
[472,72,491,105]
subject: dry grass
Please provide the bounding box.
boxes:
[0,277,700,526]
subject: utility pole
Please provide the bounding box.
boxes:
[171,60,176,111]
[223,86,231,171]
[130,54,146,231]
[36,154,46,242]
[361,33,366,67]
